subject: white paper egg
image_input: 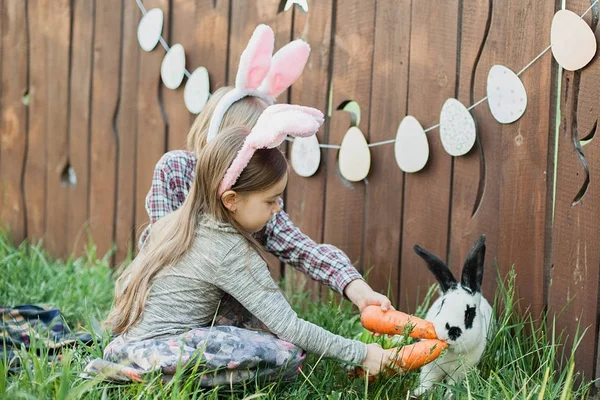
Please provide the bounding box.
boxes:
[339,126,370,182]
[394,116,429,173]
[439,98,476,156]
[137,8,163,52]
[487,65,527,124]
[184,67,210,114]
[551,9,597,71]
[291,135,321,177]
[161,44,186,90]
[284,0,309,12]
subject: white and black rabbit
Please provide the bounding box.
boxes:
[411,235,493,397]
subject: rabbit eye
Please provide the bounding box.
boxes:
[465,305,477,329]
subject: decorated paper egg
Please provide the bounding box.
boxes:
[486,65,527,124]
[439,98,476,156]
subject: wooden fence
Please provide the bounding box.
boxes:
[1,0,600,381]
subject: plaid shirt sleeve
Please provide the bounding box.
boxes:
[262,199,364,295]
[138,150,195,249]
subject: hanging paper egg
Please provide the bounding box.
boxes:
[137,8,164,52]
[439,98,476,156]
[184,67,210,114]
[486,65,527,124]
[291,135,321,177]
[394,116,429,173]
[284,0,309,12]
[551,10,597,71]
[161,44,186,90]
[339,126,371,182]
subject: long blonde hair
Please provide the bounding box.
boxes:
[107,126,288,335]
[187,87,268,156]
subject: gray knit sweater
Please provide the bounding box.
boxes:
[126,216,367,365]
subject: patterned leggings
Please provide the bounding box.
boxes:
[83,296,306,386]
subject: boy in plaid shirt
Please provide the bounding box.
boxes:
[140,87,392,315]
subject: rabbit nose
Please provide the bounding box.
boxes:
[445,323,462,341]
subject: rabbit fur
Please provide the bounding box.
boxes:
[412,235,493,397]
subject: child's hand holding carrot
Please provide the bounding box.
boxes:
[353,306,448,376]
[361,343,398,375]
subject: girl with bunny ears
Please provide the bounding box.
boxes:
[84,105,397,384]
[138,24,392,327]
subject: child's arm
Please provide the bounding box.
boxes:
[212,238,368,365]
[262,199,363,293]
[139,151,195,249]
[263,199,391,311]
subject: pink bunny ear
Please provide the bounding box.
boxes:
[207,25,276,143]
[246,105,323,148]
[258,39,311,99]
[261,103,324,124]
[218,105,323,196]
[236,24,275,91]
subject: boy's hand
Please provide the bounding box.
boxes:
[345,279,393,313]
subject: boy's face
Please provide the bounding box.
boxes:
[231,174,287,233]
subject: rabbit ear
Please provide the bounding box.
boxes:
[413,245,457,293]
[258,39,310,99]
[235,24,275,91]
[461,235,486,293]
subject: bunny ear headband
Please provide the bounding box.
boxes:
[207,24,311,143]
[218,104,324,197]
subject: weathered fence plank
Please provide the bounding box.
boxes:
[67,0,95,256]
[323,0,376,278]
[114,0,141,264]
[399,0,459,312]
[134,0,168,248]
[88,0,123,257]
[0,0,28,244]
[550,0,600,381]
[362,0,411,302]
[285,1,333,299]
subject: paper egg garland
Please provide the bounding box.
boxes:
[134,2,600,178]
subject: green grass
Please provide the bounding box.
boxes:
[0,233,596,399]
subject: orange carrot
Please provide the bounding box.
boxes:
[390,339,448,371]
[360,306,438,339]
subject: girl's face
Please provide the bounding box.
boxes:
[230,174,288,233]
